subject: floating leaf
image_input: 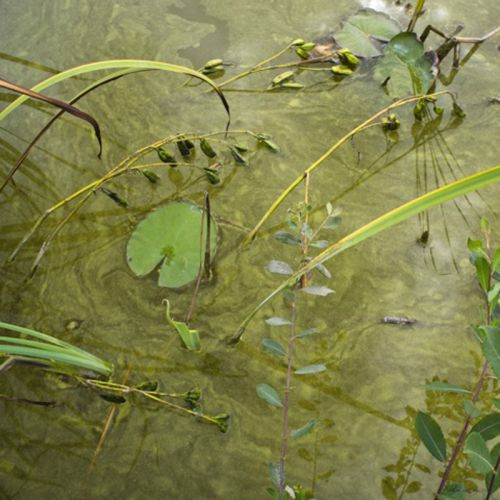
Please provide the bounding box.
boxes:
[256,384,283,407]
[470,413,500,441]
[127,201,217,288]
[335,9,401,58]
[295,364,327,375]
[266,260,293,276]
[423,382,471,394]
[300,286,335,297]
[273,231,301,246]
[464,431,494,474]
[265,317,291,327]
[437,484,466,500]
[415,411,447,462]
[291,419,317,438]
[374,32,434,97]
[296,327,320,338]
[261,338,287,357]
[463,400,481,418]
[100,393,127,404]
[480,326,500,379]
[256,134,280,153]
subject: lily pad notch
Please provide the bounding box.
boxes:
[126,201,218,288]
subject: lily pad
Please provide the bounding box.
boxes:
[374,32,434,96]
[126,201,217,288]
[335,9,401,58]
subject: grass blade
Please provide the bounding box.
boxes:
[230,164,500,343]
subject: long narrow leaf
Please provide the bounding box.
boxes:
[0,78,102,156]
[0,59,230,126]
[230,165,500,343]
[0,336,95,359]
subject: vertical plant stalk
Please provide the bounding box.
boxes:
[407,0,426,33]
[300,173,310,289]
[185,193,209,324]
[279,301,296,498]
[203,192,212,279]
[436,240,494,495]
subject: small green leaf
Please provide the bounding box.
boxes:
[269,462,281,488]
[256,134,280,153]
[464,431,494,474]
[470,413,500,441]
[423,382,471,394]
[266,260,293,276]
[295,364,327,375]
[481,326,500,379]
[164,300,201,351]
[493,399,500,410]
[265,317,291,326]
[229,146,247,165]
[488,282,500,306]
[272,71,295,86]
[415,411,447,462]
[492,248,500,273]
[309,239,329,249]
[436,483,466,500]
[474,256,491,292]
[291,419,317,438]
[463,400,481,418]
[331,65,353,76]
[300,286,335,297]
[296,327,320,338]
[274,231,301,246]
[467,238,486,257]
[261,338,287,357]
[257,384,283,408]
[314,263,332,279]
[156,147,177,165]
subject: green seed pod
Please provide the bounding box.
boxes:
[291,38,305,47]
[381,113,401,131]
[413,101,425,120]
[433,106,444,115]
[281,82,304,89]
[301,42,316,51]
[272,70,295,86]
[200,138,217,158]
[203,58,224,70]
[213,413,230,433]
[233,143,249,153]
[203,167,220,185]
[142,170,160,183]
[100,393,127,404]
[295,47,309,60]
[338,48,359,68]
[135,380,159,391]
[156,148,176,165]
[331,65,353,76]
[176,140,192,157]
[229,146,248,165]
[452,102,466,118]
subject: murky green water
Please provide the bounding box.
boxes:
[1,0,499,498]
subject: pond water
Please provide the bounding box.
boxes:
[1,0,499,498]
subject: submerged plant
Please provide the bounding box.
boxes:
[414,220,500,498]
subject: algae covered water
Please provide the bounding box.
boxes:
[1,0,499,498]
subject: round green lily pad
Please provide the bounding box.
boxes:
[126,201,217,288]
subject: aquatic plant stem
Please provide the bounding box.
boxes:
[300,173,310,288]
[436,243,494,495]
[244,92,450,244]
[278,301,296,498]
[486,455,500,499]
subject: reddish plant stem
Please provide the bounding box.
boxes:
[486,454,500,499]
[278,301,296,498]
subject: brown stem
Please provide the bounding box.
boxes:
[278,301,296,498]
[486,454,500,499]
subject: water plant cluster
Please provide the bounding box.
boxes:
[1,0,499,497]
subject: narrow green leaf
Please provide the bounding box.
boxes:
[265,317,291,326]
[296,327,320,338]
[415,411,447,462]
[314,262,332,279]
[309,239,329,249]
[492,248,500,273]
[488,282,500,306]
[256,384,283,408]
[470,413,500,441]
[266,260,293,276]
[261,338,287,357]
[273,231,301,246]
[423,382,471,394]
[291,419,317,438]
[295,364,327,375]
[474,256,491,292]
[481,327,500,379]
[464,431,494,474]
[268,462,281,488]
[300,286,335,297]
[164,300,200,351]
